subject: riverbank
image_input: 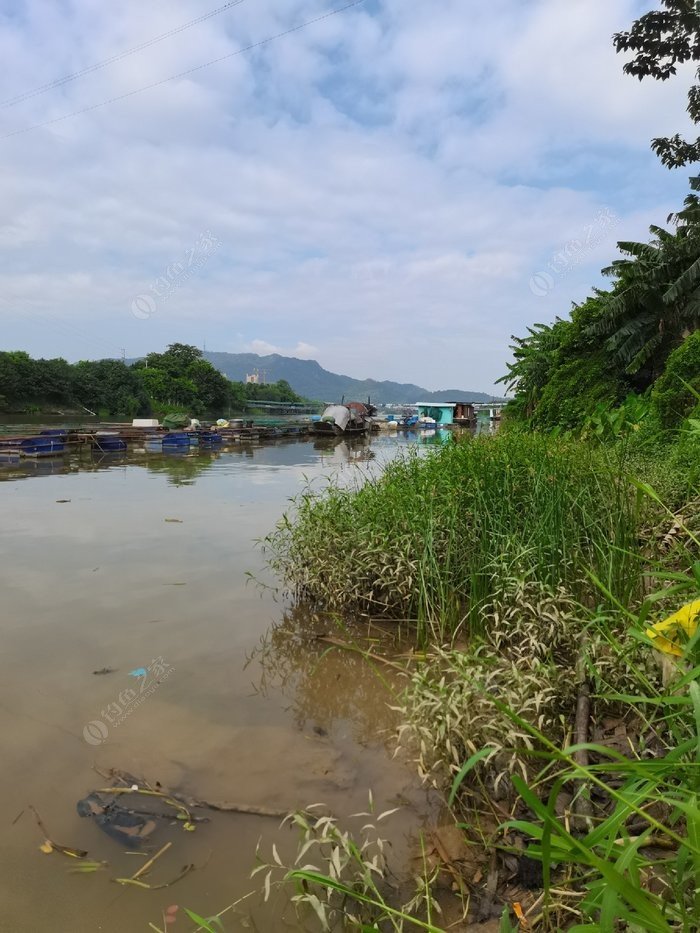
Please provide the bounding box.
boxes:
[262,427,700,930]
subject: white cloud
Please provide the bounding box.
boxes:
[0,0,693,390]
[245,339,319,358]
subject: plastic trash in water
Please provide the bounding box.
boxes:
[76,793,157,847]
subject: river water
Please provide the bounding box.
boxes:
[0,433,444,932]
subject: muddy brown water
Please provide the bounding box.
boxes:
[0,434,442,932]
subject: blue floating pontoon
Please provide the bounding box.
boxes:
[162,432,190,449]
[19,436,65,457]
[94,434,127,452]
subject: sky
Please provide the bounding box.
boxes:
[0,0,696,392]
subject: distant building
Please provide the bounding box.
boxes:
[452,402,477,427]
[245,368,267,385]
[415,403,456,426]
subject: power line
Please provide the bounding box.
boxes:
[0,0,367,141]
[0,292,123,358]
[0,0,248,109]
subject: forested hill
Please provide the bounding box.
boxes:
[203,352,496,404]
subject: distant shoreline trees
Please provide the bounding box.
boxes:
[0,343,308,416]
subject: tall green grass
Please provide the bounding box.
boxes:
[265,432,650,643]
[260,430,700,929]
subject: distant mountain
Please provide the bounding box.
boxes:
[203,351,499,405]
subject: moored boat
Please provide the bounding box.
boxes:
[311,401,376,437]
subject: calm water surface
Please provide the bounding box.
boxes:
[0,433,442,933]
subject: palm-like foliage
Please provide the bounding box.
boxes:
[591,184,700,376]
[497,321,562,416]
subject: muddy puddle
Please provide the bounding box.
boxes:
[0,435,437,932]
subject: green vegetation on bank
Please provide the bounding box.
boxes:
[0,343,308,417]
[496,0,700,439]
[267,434,654,642]
[260,7,700,924]
[264,421,699,928]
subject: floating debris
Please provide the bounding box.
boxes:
[29,805,88,860]
[77,793,158,848]
[94,767,286,818]
[92,667,117,676]
[68,860,107,874]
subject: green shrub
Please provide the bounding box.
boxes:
[651,330,700,427]
[533,354,626,431]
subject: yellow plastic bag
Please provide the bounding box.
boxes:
[645,599,700,657]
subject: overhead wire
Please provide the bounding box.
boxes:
[0,0,367,141]
[0,292,133,359]
[0,0,368,357]
[0,0,248,109]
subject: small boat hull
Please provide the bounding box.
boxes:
[310,421,343,437]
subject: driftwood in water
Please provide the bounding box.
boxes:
[189,799,286,818]
[93,766,286,819]
[29,804,88,859]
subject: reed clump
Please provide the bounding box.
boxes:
[397,576,665,796]
[394,569,700,930]
[265,432,650,643]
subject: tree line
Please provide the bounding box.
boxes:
[499,195,700,432]
[0,343,306,416]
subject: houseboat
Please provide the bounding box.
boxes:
[311,401,376,437]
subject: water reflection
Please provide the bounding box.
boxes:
[313,436,377,462]
[405,428,453,445]
[250,606,403,746]
[144,450,219,486]
[0,432,427,931]
[0,436,391,485]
